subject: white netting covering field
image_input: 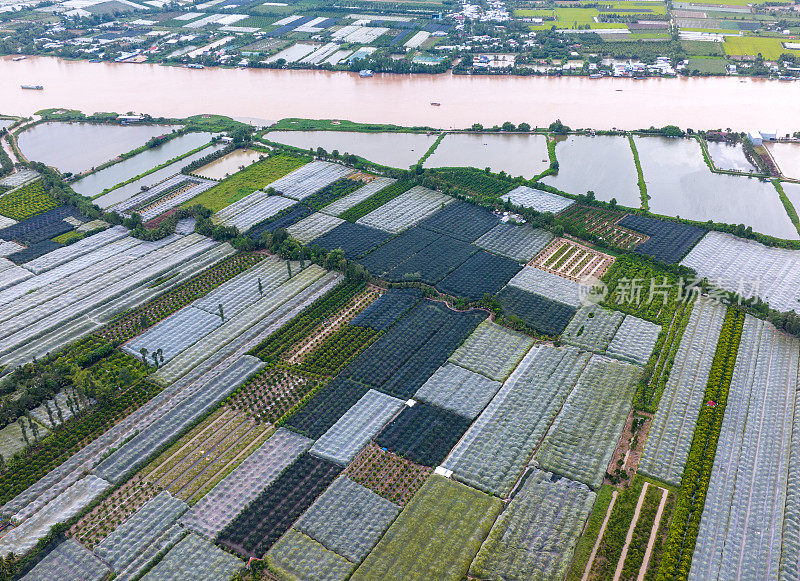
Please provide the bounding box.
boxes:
[502,185,574,214]
[356,186,453,234]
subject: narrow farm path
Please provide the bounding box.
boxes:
[637,486,669,581]
[613,481,650,581]
[583,490,619,581]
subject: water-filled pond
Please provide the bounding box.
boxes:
[17,121,180,174]
[194,149,265,180]
[635,135,798,240]
[766,142,800,180]
[71,132,214,197]
[541,135,641,207]
[705,141,758,172]
[267,130,437,169]
[423,133,549,179]
[94,143,227,209]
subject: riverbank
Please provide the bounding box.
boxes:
[2,56,800,130]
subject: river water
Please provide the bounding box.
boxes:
[2,56,800,130]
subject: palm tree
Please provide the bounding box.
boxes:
[140,347,149,364]
[18,417,28,445]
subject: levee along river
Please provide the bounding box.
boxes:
[2,56,800,130]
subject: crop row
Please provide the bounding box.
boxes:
[303,176,363,210]
[533,238,615,282]
[298,324,379,377]
[556,204,647,251]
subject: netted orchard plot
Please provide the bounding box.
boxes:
[266,528,355,581]
[350,288,423,331]
[415,363,502,420]
[562,304,626,353]
[312,221,393,260]
[619,214,706,264]
[375,402,473,467]
[436,250,522,301]
[23,539,110,581]
[340,299,487,400]
[448,319,534,382]
[502,185,574,214]
[443,346,591,497]
[418,200,500,242]
[181,427,312,541]
[606,314,662,366]
[295,476,400,564]
[475,222,554,263]
[217,453,342,558]
[309,389,404,466]
[495,285,577,336]
[356,186,452,234]
[286,377,371,440]
[535,355,640,489]
[351,475,501,581]
[507,266,583,308]
[142,533,243,581]
[385,235,479,286]
[470,469,596,581]
[356,227,442,277]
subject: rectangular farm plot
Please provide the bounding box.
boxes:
[533,237,615,282]
[286,377,371,440]
[606,314,662,366]
[690,317,799,581]
[342,300,488,400]
[344,443,432,507]
[214,193,296,232]
[470,469,596,581]
[286,212,345,244]
[350,288,423,331]
[295,476,401,563]
[142,533,243,581]
[557,204,648,251]
[375,402,473,467]
[620,214,706,264]
[639,298,727,486]
[122,306,222,364]
[309,389,405,466]
[95,491,188,575]
[356,226,442,277]
[418,200,500,242]
[448,320,534,382]
[495,285,577,336]
[508,265,583,308]
[534,355,640,489]
[321,177,397,217]
[217,453,342,559]
[415,363,502,420]
[180,427,312,541]
[266,528,355,581]
[246,202,313,240]
[385,235,478,285]
[351,475,502,581]
[23,539,110,581]
[356,186,453,234]
[502,185,574,214]
[311,221,393,260]
[443,345,590,497]
[475,222,554,263]
[563,304,626,352]
[436,250,522,301]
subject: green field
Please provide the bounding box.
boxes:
[183,152,309,212]
[686,57,728,74]
[724,35,800,60]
